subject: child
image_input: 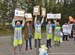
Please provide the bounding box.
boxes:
[12,19,25,55]
[34,16,44,48]
[62,22,69,41]
[54,22,61,46]
[46,21,52,48]
[24,21,33,50]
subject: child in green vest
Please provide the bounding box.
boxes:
[46,21,52,48]
[54,22,61,46]
[34,16,44,48]
[12,19,25,55]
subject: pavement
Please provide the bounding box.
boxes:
[0,35,75,55]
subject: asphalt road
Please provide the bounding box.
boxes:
[0,35,75,55]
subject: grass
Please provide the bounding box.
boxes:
[0,29,13,36]
[0,26,46,36]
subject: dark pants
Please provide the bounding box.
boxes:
[47,39,51,48]
[69,34,71,38]
[74,37,75,41]
[55,41,60,46]
[26,38,32,49]
[35,39,41,48]
[63,35,68,41]
[71,31,73,38]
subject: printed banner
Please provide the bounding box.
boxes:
[47,13,61,19]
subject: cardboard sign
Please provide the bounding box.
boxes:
[47,13,61,19]
[14,16,24,21]
[25,13,33,21]
[15,9,25,17]
[34,7,39,12]
[26,18,33,21]
[41,7,46,16]
[33,6,40,15]
[25,13,32,18]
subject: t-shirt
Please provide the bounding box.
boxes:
[34,23,42,33]
[62,24,69,35]
[55,26,61,37]
[46,24,52,34]
[67,24,73,34]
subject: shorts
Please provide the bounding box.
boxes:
[13,38,23,47]
[54,36,60,42]
[47,34,52,40]
[34,32,41,39]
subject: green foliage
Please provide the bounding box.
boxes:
[0,0,75,26]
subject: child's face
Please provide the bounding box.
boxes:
[16,21,21,26]
[48,21,51,24]
[65,23,67,25]
[56,22,60,25]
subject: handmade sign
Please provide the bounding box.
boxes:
[14,16,24,21]
[25,13,33,21]
[41,7,46,17]
[33,5,40,15]
[15,9,25,17]
[14,9,25,21]
[47,13,61,19]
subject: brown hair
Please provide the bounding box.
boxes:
[24,21,33,40]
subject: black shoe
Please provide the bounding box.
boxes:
[66,40,69,41]
[25,48,28,50]
[30,48,32,50]
[50,46,52,48]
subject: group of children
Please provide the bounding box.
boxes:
[12,17,75,55]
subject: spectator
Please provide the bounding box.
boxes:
[62,22,69,41]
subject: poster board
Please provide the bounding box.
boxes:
[14,9,25,21]
[33,6,40,15]
[47,13,61,19]
[41,7,46,16]
[15,9,25,17]
[25,13,33,21]
[14,16,24,21]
